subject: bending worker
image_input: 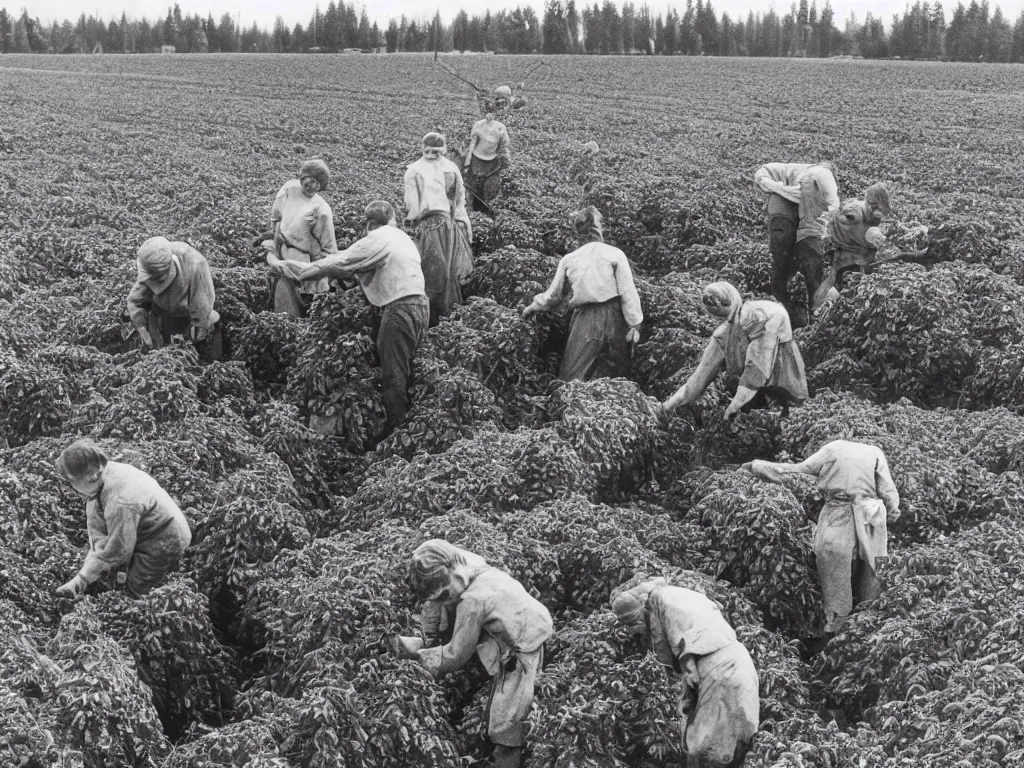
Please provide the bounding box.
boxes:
[265,159,338,317]
[812,183,897,307]
[612,577,759,768]
[392,539,553,768]
[128,236,222,362]
[522,206,643,381]
[464,109,511,216]
[55,438,192,600]
[744,440,900,634]
[404,132,473,325]
[270,201,429,428]
[753,161,839,327]
[661,282,807,421]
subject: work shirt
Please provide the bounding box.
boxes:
[310,225,426,307]
[647,585,737,672]
[827,199,888,261]
[417,567,553,678]
[532,242,644,327]
[403,156,472,236]
[470,118,511,163]
[79,462,192,584]
[673,300,807,406]
[271,179,337,294]
[757,440,900,512]
[127,243,219,333]
[754,162,840,241]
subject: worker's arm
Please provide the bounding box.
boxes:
[746,444,833,484]
[496,126,511,167]
[270,185,288,259]
[754,164,802,203]
[311,204,338,256]
[523,257,569,316]
[464,128,478,167]
[187,254,218,337]
[78,496,142,584]
[875,453,901,520]
[649,607,680,672]
[612,251,644,330]
[416,594,486,677]
[403,169,423,226]
[451,168,472,241]
[724,307,781,418]
[663,333,727,412]
[295,234,391,283]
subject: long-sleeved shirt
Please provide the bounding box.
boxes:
[417,567,553,678]
[531,242,644,327]
[827,199,888,258]
[127,242,219,333]
[647,585,737,671]
[754,162,840,241]
[79,462,192,584]
[271,180,337,294]
[403,156,472,237]
[755,440,900,513]
[470,118,511,163]
[302,225,425,307]
[669,299,807,407]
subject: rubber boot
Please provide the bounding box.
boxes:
[491,745,522,768]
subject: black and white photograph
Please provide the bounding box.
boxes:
[2,0,1023,765]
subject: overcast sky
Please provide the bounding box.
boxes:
[23,0,1024,32]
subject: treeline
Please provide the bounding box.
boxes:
[3,0,1024,61]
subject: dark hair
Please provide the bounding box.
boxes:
[56,439,109,480]
[364,200,396,226]
[298,159,330,191]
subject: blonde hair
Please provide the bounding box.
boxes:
[409,539,464,599]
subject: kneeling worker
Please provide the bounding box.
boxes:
[270,201,428,428]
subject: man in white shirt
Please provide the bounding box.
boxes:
[273,201,429,427]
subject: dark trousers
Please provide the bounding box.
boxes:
[378,296,430,427]
[273,277,315,318]
[560,298,630,382]
[148,308,222,363]
[769,213,824,329]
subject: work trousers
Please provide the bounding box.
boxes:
[767,195,825,328]
[378,295,430,427]
[560,297,630,382]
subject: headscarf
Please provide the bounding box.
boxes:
[298,159,330,191]
[136,237,177,293]
[573,205,604,243]
[611,577,667,625]
[408,539,473,600]
[702,281,743,323]
[495,85,513,99]
[864,183,892,216]
[422,132,447,153]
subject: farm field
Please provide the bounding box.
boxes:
[2,52,1024,767]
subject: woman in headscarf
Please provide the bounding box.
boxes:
[743,440,900,634]
[522,206,643,381]
[265,159,338,317]
[661,282,807,421]
[54,439,192,600]
[392,539,553,768]
[611,577,760,768]
[403,132,473,326]
[463,109,511,216]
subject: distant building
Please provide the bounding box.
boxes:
[161,45,176,54]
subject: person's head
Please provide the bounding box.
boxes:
[610,576,667,636]
[421,132,447,161]
[702,281,743,320]
[56,439,109,499]
[408,539,468,604]
[136,237,178,294]
[495,85,512,100]
[573,205,604,243]
[364,200,396,233]
[298,159,330,197]
[864,183,891,222]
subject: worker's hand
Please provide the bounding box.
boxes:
[887,508,901,523]
[521,303,540,319]
[739,461,754,473]
[138,328,154,348]
[724,402,742,421]
[626,327,641,344]
[191,325,210,342]
[389,635,424,660]
[56,575,87,599]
